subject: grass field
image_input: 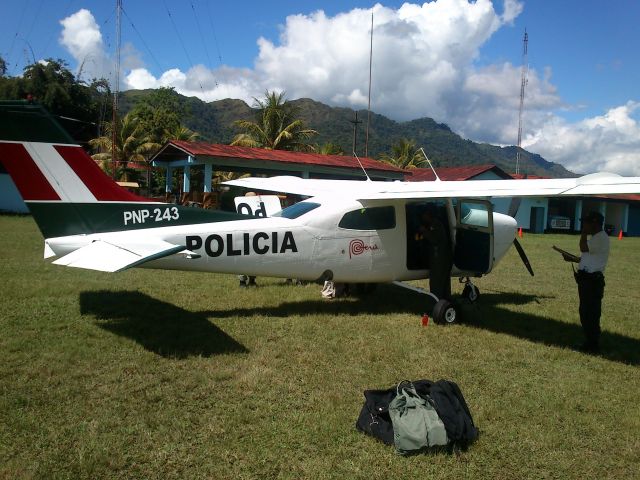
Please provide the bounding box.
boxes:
[1,214,639,479]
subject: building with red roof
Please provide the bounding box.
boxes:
[406,164,513,182]
[150,140,405,206]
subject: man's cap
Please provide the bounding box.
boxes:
[581,211,604,224]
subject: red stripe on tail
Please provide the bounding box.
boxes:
[0,143,60,201]
[55,145,149,202]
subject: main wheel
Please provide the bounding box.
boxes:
[462,284,480,303]
[432,299,458,324]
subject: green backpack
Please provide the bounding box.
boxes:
[388,381,448,454]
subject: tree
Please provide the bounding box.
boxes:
[231,90,317,151]
[89,112,160,182]
[379,138,427,169]
[317,142,345,155]
[130,87,186,145]
[164,124,198,142]
[0,59,109,143]
[0,56,6,77]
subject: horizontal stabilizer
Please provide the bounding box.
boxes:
[52,239,187,272]
[44,242,57,259]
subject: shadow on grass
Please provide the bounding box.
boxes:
[79,290,248,359]
[463,292,640,366]
[201,284,547,319]
[206,283,639,365]
[203,283,431,318]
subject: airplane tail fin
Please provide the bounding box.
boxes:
[0,101,247,238]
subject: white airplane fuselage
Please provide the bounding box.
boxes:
[46,196,517,283]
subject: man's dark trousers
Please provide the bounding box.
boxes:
[575,270,605,349]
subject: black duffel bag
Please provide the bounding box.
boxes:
[355,379,478,448]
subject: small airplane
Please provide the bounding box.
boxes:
[2,101,640,323]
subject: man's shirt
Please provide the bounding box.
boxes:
[579,230,610,273]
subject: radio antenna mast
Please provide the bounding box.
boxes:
[111,0,122,180]
[419,148,440,181]
[364,10,373,158]
[516,28,528,176]
[353,152,371,181]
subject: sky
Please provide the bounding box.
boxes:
[1,0,639,175]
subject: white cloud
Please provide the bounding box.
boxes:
[59,9,143,83]
[125,0,522,125]
[59,9,103,61]
[59,9,111,81]
[58,2,640,175]
[523,102,640,175]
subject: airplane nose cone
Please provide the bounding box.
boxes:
[492,212,517,265]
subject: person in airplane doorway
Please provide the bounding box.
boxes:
[419,204,453,301]
[561,211,610,353]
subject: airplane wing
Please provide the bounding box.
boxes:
[225,172,640,201]
[356,173,640,201]
[52,239,190,272]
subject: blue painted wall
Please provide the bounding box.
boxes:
[0,174,28,213]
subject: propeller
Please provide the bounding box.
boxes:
[507,197,522,218]
[513,237,534,276]
[507,197,534,276]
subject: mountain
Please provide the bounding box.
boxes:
[120,90,574,178]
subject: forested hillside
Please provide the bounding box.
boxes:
[120,90,574,177]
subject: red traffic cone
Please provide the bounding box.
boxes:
[618,229,623,240]
[421,313,429,326]
[518,227,523,238]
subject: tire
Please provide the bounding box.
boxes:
[432,299,458,325]
[462,284,480,303]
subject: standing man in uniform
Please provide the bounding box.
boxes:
[419,204,453,301]
[561,211,610,353]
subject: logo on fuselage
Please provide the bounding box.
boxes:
[186,231,298,257]
[348,239,379,259]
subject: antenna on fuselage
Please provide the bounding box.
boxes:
[353,152,371,181]
[419,148,440,181]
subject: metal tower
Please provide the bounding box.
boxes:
[111,0,122,179]
[516,29,528,176]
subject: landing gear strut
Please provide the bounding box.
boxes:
[460,277,480,303]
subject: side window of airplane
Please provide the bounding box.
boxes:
[338,206,396,230]
[273,202,321,219]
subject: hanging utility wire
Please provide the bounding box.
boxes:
[121,6,165,73]
[6,0,30,73]
[162,0,205,93]
[190,0,218,86]
[99,6,117,57]
[13,0,47,71]
[40,0,77,64]
[190,1,212,66]
[205,0,224,64]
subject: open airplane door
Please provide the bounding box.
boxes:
[454,199,494,275]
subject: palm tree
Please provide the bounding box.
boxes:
[379,138,427,169]
[163,124,199,143]
[89,112,160,181]
[231,90,317,151]
[317,142,345,155]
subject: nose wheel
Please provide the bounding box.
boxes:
[460,277,480,303]
[432,298,457,324]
